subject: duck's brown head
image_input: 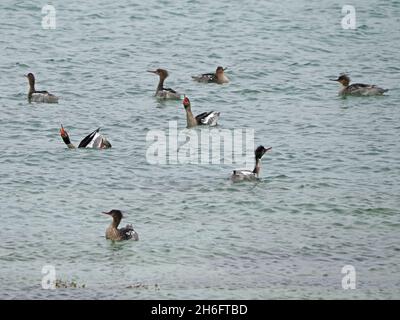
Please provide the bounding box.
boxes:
[25,73,35,89]
[60,124,71,145]
[216,66,225,74]
[255,145,272,160]
[147,68,169,79]
[103,209,124,221]
[331,74,350,86]
[183,96,191,109]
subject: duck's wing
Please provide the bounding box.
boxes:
[119,224,138,241]
[163,87,177,94]
[78,128,101,148]
[346,83,388,95]
[196,111,220,126]
[192,73,216,83]
[231,169,256,181]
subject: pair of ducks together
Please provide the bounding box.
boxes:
[103,149,272,243]
[58,95,219,150]
[103,146,272,242]
[147,66,229,99]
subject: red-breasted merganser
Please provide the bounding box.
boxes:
[25,73,59,103]
[103,210,139,241]
[60,125,111,149]
[231,146,272,182]
[147,68,182,100]
[331,74,388,96]
[182,96,220,128]
[192,66,229,84]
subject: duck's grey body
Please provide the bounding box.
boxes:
[231,169,258,182]
[339,83,388,96]
[156,87,181,100]
[30,92,59,103]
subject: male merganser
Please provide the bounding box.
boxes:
[192,66,229,84]
[182,96,220,128]
[60,125,112,149]
[102,210,139,241]
[231,146,272,182]
[147,68,182,100]
[25,73,59,103]
[330,74,388,96]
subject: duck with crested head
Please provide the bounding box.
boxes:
[231,146,272,182]
[103,209,138,241]
[147,68,182,100]
[192,66,229,84]
[182,96,220,128]
[330,74,388,96]
[25,73,59,103]
[60,125,111,149]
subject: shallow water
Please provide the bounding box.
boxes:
[0,0,399,299]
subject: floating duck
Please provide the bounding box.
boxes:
[60,125,111,149]
[192,66,229,84]
[330,74,388,96]
[231,146,271,182]
[147,68,182,100]
[182,96,220,128]
[25,73,59,103]
[103,210,139,241]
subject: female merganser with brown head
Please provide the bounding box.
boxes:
[103,209,139,241]
[330,74,388,96]
[25,73,59,103]
[60,125,111,149]
[182,96,220,128]
[192,66,229,84]
[147,68,182,100]
[231,146,272,182]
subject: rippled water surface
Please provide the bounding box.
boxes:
[1,0,400,299]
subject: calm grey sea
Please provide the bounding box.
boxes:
[0,0,399,299]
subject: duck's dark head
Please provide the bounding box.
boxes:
[255,145,272,160]
[103,209,124,221]
[216,66,225,74]
[25,73,35,89]
[331,74,350,86]
[147,68,169,79]
[59,124,71,145]
[183,96,191,109]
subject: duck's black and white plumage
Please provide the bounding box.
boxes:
[147,68,182,100]
[192,66,229,84]
[331,74,388,96]
[60,125,111,149]
[103,210,138,241]
[25,73,59,103]
[231,146,271,182]
[182,96,220,128]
